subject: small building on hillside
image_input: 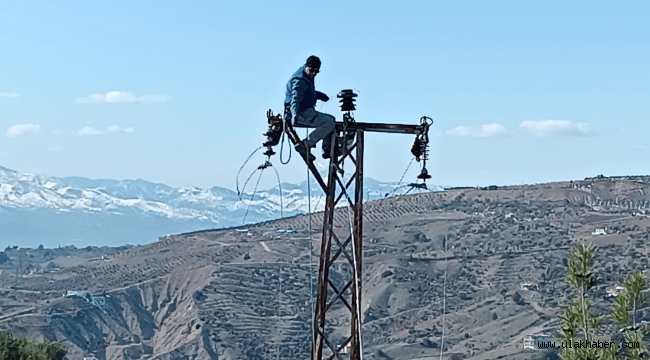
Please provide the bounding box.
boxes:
[275,228,294,235]
[335,343,351,355]
[65,290,89,298]
[607,284,625,298]
[520,281,539,291]
[592,228,607,235]
[523,333,552,350]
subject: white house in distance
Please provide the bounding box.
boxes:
[335,343,351,355]
[607,284,625,298]
[523,333,552,350]
[520,281,539,291]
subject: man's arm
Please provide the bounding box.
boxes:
[316,91,329,102]
[290,78,307,121]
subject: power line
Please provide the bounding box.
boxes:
[439,234,448,360]
[14,255,21,300]
[236,146,262,197]
[307,128,316,354]
[345,169,364,360]
[277,264,282,360]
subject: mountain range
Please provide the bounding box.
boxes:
[0,165,443,249]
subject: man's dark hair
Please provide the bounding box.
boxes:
[306,55,321,69]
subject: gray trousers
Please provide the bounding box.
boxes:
[293,108,335,151]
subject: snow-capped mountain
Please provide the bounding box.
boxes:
[0,165,443,248]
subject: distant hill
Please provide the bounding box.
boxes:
[1,176,649,359]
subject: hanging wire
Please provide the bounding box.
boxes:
[312,186,325,212]
[236,146,263,197]
[270,164,284,219]
[342,152,364,360]
[239,162,284,222]
[240,167,261,201]
[384,157,414,198]
[374,157,415,209]
[306,127,316,354]
[439,234,448,360]
[242,167,265,224]
[277,263,282,360]
[279,119,292,165]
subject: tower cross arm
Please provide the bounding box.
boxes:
[334,121,426,135]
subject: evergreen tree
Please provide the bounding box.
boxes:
[0,331,66,360]
[610,271,648,359]
[558,243,604,360]
[557,243,648,360]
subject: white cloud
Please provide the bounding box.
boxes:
[76,91,169,105]
[519,119,592,137]
[6,124,40,138]
[78,125,136,136]
[78,127,105,136]
[106,125,135,133]
[0,92,20,98]
[446,123,506,137]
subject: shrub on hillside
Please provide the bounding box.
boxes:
[0,331,66,360]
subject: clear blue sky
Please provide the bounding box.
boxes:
[1,0,648,190]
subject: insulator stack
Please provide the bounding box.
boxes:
[263,110,284,157]
[413,116,433,181]
[410,136,427,161]
[337,89,358,112]
[411,136,429,162]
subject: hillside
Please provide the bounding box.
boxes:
[1,176,649,359]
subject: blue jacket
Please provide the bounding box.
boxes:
[284,66,317,122]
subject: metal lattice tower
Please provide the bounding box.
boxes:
[264,90,431,360]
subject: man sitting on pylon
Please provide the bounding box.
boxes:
[284,55,338,162]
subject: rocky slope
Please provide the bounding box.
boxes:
[1,176,650,359]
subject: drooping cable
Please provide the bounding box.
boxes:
[384,157,414,198]
[240,168,261,201]
[306,128,316,353]
[270,164,284,219]
[343,155,364,360]
[277,263,282,360]
[242,167,264,225]
[236,146,262,198]
[439,234,448,360]
[239,161,284,221]
[279,118,292,165]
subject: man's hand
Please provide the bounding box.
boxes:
[316,91,329,102]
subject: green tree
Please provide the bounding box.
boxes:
[558,243,604,360]
[558,243,647,360]
[0,331,66,360]
[0,332,20,360]
[610,271,648,359]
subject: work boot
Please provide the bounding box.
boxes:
[295,140,316,162]
[322,146,342,159]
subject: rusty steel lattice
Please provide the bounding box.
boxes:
[265,96,430,360]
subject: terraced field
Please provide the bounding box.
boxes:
[1,178,649,359]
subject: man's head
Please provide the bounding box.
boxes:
[305,55,321,78]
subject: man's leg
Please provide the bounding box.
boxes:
[295,108,336,150]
